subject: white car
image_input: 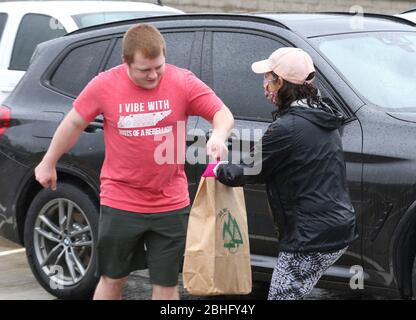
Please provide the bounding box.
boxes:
[0,1,183,103]
[397,8,416,23]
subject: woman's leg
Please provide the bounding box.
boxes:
[268,247,347,300]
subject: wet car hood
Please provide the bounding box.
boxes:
[387,112,416,123]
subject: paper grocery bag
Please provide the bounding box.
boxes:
[183,177,252,295]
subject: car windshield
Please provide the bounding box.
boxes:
[312,32,416,110]
[72,11,177,28]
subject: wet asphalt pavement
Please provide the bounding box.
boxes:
[0,236,395,300]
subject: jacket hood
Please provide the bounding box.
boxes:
[287,99,344,130]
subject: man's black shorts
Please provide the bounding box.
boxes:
[95,204,190,286]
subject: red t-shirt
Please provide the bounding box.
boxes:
[73,64,223,213]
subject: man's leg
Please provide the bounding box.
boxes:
[94,206,148,300]
[152,284,179,300]
[93,275,128,300]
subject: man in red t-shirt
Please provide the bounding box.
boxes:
[35,24,234,300]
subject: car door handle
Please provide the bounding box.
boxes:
[84,122,103,133]
[226,136,238,148]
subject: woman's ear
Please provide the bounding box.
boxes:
[277,77,284,89]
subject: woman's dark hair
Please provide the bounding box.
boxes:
[272,71,320,116]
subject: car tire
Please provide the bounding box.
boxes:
[24,182,99,300]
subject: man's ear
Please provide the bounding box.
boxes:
[122,55,128,64]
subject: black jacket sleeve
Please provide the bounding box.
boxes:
[216,121,292,187]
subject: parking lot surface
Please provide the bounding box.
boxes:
[0,236,394,300]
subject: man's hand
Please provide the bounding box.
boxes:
[207,105,234,161]
[35,159,57,191]
[206,130,228,161]
[33,108,89,191]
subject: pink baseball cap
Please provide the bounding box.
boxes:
[251,47,315,85]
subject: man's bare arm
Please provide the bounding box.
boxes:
[35,108,90,190]
[207,104,234,161]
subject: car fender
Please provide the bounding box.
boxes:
[14,162,100,245]
[391,198,416,298]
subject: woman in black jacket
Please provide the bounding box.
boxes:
[213,47,359,300]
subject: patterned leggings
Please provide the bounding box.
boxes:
[268,247,348,300]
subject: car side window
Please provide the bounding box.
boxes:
[104,32,197,71]
[10,14,67,71]
[104,38,123,70]
[0,13,7,44]
[211,32,284,121]
[314,77,351,120]
[163,32,196,69]
[50,40,110,97]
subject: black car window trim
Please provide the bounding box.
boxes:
[41,36,115,99]
[9,13,68,71]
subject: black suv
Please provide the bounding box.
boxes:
[1,13,416,299]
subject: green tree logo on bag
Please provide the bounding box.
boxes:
[218,208,243,250]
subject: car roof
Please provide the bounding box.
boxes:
[0,1,183,15]
[254,12,416,37]
[67,12,416,39]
